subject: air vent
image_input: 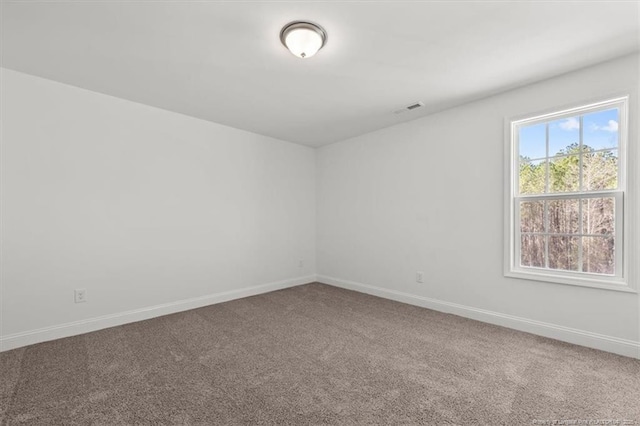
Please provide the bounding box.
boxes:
[394,101,425,114]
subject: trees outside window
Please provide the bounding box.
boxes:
[506,97,630,290]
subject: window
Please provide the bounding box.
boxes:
[505,97,633,291]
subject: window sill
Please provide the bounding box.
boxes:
[505,268,637,293]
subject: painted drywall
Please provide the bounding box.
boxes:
[0,68,316,346]
[2,54,639,357]
[317,54,640,356]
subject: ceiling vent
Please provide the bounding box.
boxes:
[394,101,425,114]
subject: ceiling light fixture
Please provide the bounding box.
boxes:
[280,21,327,59]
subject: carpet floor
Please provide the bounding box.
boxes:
[1,283,639,425]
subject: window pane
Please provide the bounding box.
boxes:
[521,235,545,268]
[582,198,615,235]
[519,123,546,160]
[549,116,580,157]
[582,150,618,191]
[519,159,546,194]
[549,155,579,193]
[583,108,619,151]
[512,100,625,283]
[583,236,615,275]
[548,236,579,271]
[548,199,579,234]
[520,201,545,233]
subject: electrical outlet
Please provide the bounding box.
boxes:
[416,272,424,283]
[75,288,87,303]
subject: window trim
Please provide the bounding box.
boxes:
[504,95,636,293]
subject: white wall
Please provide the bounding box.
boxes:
[3,55,639,358]
[317,54,640,358]
[0,69,316,349]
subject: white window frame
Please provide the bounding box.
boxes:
[504,95,636,293]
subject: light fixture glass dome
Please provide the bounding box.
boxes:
[280,21,327,59]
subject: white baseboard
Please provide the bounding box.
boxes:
[0,275,316,352]
[317,275,640,360]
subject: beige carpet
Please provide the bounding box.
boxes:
[1,283,639,425]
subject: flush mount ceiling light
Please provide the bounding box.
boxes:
[280,21,327,59]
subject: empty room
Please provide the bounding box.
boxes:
[1,1,639,424]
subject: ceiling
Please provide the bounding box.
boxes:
[2,1,639,147]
